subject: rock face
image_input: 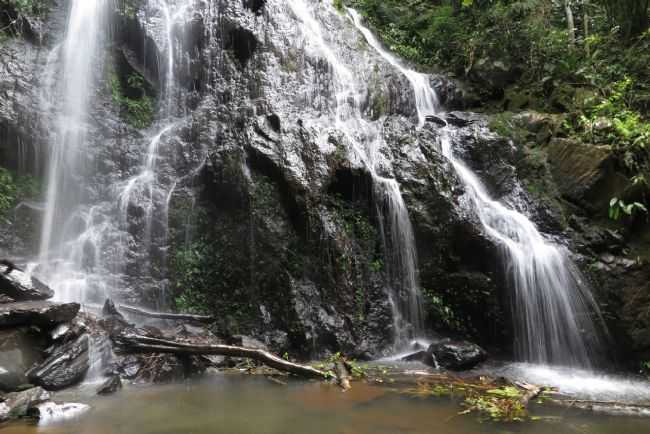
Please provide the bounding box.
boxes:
[428,340,487,371]
[0,0,640,365]
[546,139,629,213]
[0,301,80,328]
[0,265,54,302]
[26,334,90,390]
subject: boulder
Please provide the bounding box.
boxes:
[401,350,435,366]
[28,401,90,423]
[0,386,50,422]
[26,334,89,390]
[96,375,122,395]
[0,265,54,302]
[99,298,131,337]
[470,57,520,94]
[0,328,46,392]
[428,340,487,371]
[546,139,630,213]
[0,301,80,328]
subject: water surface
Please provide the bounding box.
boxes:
[2,375,649,434]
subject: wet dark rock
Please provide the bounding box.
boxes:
[96,375,122,395]
[425,115,447,127]
[0,386,50,422]
[428,340,487,371]
[243,0,267,14]
[445,112,479,127]
[0,265,54,302]
[0,328,46,392]
[99,299,132,337]
[225,27,258,66]
[109,355,142,379]
[26,335,89,391]
[430,75,479,110]
[0,302,80,328]
[401,350,435,366]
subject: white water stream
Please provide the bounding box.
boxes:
[288,0,423,346]
[348,7,603,368]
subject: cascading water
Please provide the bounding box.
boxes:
[349,8,603,367]
[35,0,194,310]
[37,0,109,303]
[116,0,193,308]
[287,0,423,347]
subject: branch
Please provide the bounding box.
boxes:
[118,304,214,323]
[115,333,328,380]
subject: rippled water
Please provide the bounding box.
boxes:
[2,375,649,434]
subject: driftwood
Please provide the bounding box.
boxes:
[546,397,650,413]
[334,360,351,391]
[514,382,543,406]
[118,305,214,323]
[115,333,327,379]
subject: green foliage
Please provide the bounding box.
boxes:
[462,386,528,422]
[0,166,40,215]
[596,0,650,39]
[110,71,154,129]
[172,240,214,315]
[0,0,49,40]
[5,0,48,16]
[333,0,344,13]
[642,361,650,378]
[608,197,648,221]
[115,0,142,19]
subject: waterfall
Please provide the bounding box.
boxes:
[35,0,193,309]
[288,0,423,346]
[37,0,109,303]
[349,9,604,367]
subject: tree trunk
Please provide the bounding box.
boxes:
[564,0,576,48]
[583,0,590,56]
[118,304,214,323]
[115,333,328,379]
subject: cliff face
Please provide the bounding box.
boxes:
[0,0,644,365]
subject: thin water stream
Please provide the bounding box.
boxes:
[348,7,604,368]
[288,0,423,347]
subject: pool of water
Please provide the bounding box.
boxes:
[2,374,650,434]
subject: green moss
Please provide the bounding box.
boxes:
[0,166,40,215]
[109,70,154,129]
[115,0,143,19]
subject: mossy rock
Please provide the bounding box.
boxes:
[546,139,630,214]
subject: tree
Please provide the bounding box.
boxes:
[597,0,650,39]
[564,0,576,48]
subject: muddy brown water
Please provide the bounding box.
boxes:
[1,375,649,434]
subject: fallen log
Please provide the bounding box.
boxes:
[546,397,650,412]
[118,305,214,323]
[115,333,327,380]
[334,360,351,391]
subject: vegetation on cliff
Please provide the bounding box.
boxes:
[348,0,649,222]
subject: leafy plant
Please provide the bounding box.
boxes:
[462,387,528,422]
[0,166,40,215]
[110,70,154,129]
[609,197,648,221]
